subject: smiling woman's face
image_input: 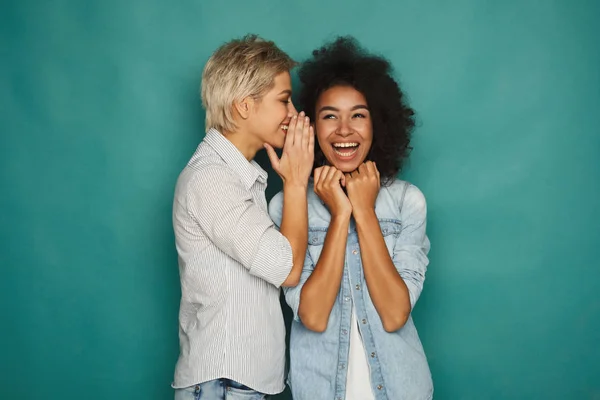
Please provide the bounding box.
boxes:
[314,85,373,172]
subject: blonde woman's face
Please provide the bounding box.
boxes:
[249,72,297,149]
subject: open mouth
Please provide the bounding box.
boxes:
[281,124,289,133]
[332,142,359,157]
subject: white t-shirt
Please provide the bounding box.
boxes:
[345,308,376,400]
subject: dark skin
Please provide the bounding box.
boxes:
[298,161,412,333]
[298,85,412,332]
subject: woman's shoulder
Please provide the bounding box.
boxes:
[267,185,323,224]
[267,190,284,224]
[383,179,425,200]
[380,179,427,215]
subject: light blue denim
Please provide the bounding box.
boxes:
[174,378,268,400]
[269,179,434,400]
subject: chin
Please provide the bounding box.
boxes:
[339,165,360,173]
[324,156,363,173]
[270,138,285,150]
[326,161,359,173]
[264,135,284,149]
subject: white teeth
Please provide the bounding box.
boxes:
[334,148,358,157]
[281,125,288,131]
[333,142,358,148]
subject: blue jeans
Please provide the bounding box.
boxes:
[174,379,269,400]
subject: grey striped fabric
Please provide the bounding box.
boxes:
[171,129,292,395]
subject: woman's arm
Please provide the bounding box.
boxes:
[354,207,412,332]
[346,162,416,333]
[296,166,352,332]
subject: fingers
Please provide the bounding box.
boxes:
[264,144,280,172]
[344,173,351,186]
[314,166,328,195]
[364,161,380,187]
[293,111,306,147]
[358,162,368,175]
[314,166,324,187]
[315,166,344,194]
[308,124,315,153]
[324,166,340,187]
[300,114,310,149]
[333,170,345,188]
[355,161,379,179]
[372,162,380,184]
[284,114,299,150]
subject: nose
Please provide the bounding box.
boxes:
[336,117,353,137]
[288,100,298,116]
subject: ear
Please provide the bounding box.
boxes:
[233,96,255,120]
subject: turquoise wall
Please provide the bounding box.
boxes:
[1,1,599,399]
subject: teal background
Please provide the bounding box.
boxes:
[1,0,599,399]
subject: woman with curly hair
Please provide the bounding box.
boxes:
[269,36,433,400]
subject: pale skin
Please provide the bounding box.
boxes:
[266,113,315,286]
[298,85,411,331]
[225,71,314,287]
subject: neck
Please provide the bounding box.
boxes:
[221,129,261,161]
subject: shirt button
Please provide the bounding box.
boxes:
[339,363,345,369]
[355,284,360,290]
[342,329,348,335]
[344,296,350,302]
[352,249,358,255]
[362,318,367,324]
[377,385,383,390]
[371,352,376,358]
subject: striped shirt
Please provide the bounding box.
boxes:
[171,129,292,394]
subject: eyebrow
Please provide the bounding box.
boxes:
[278,90,292,96]
[318,104,369,113]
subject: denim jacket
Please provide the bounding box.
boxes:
[268,179,433,400]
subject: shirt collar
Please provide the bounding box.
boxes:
[203,128,268,189]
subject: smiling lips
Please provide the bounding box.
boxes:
[281,124,289,134]
[332,142,359,158]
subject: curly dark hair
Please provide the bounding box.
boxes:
[298,36,415,184]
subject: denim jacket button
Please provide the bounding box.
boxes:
[362,319,367,324]
[352,249,358,255]
[377,385,383,390]
[344,296,350,301]
[355,284,360,290]
[371,352,376,358]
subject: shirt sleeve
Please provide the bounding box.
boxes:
[393,184,431,309]
[186,167,292,287]
[269,192,314,322]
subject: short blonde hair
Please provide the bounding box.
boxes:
[201,34,297,133]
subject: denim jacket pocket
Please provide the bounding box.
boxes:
[378,218,402,236]
[379,219,403,252]
[306,228,327,271]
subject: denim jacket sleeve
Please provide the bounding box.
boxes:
[268,191,314,321]
[394,184,431,309]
